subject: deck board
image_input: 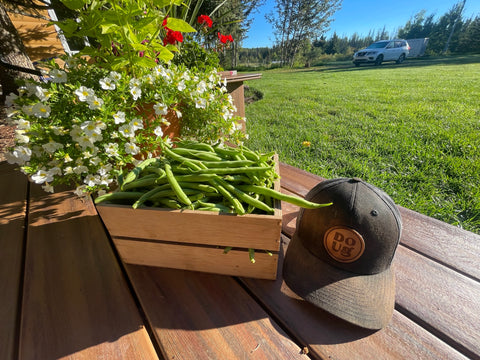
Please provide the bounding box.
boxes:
[19,185,158,360]
[124,264,308,359]
[0,163,28,360]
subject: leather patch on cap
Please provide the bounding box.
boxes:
[324,226,365,263]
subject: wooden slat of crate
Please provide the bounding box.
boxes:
[0,163,28,360]
[19,185,159,360]
[97,204,281,251]
[124,264,307,359]
[240,235,471,360]
[114,238,279,279]
[278,162,480,281]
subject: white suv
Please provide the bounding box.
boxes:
[353,40,410,66]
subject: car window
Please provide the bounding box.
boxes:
[386,42,394,49]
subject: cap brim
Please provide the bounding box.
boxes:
[283,232,395,330]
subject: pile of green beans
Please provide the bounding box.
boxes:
[95,140,332,215]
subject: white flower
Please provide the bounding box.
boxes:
[195,97,207,109]
[84,174,101,187]
[160,118,171,126]
[81,120,102,136]
[113,111,126,124]
[109,71,121,82]
[42,141,63,153]
[64,166,74,174]
[154,126,163,137]
[63,154,73,163]
[77,135,95,149]
[153,103,168,115]
[5,93,18,107]
[42,183,55,193]
[34,86,51,102]
[119,124,135,138]
[129,78,141,87]
[130,86,142,101]
[99,77,116,90]
[15,130,30,143]
[12,118,28,129]
[75,86,95,102]
[105,143,119,156]
[31,169,54,184]
[129,118,144,131]
[73,165,89,175]
[196,81,207,94]
[125,142,140,155]
[177,80,186,91]
[74,185,88,197]
[70,125,83,140]
[32,102,51,118]
[22,105,35,116]
[97,163,112,175]
[90,156,101,165]
[5,146,31,165]
[87,96,104,110]
[50,69,67,83]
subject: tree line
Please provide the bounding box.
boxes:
[237,0,480,68]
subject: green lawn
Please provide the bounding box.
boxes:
[244,55,480,234]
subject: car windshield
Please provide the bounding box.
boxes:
[367,41,389,49]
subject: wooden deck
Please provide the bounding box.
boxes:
[1,160,479,360]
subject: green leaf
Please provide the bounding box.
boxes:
[53,19,78,36]
[130,43,149,51]
[60,0,86,10]
[165,18,196,33]
[100,23,120,34]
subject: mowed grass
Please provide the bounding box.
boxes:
[244,55,480,234]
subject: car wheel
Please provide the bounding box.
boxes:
[396,54,406,64]
[374,55,383,66]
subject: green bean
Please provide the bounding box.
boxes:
[154,198,182,209]
[170,148,222,161]
[177,182,218,193]
[165,162,192,206]
[95,191,145,204]
[201,160,254,168]
[209,178,245,215]
[132,183,173,209]
[215,177,274,214]
[121,174,158,190]
[249,248,256,263]
[237,185,333,209]
[161,145,204,171]
[192,166,272,175]
[174,174,217,182]
[122,158,158,189]
[176,141,216,153]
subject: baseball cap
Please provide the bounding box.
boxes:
[283,177,402,329]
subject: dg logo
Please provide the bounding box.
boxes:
[324,226,365,263]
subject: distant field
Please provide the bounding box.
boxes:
[244,55,480,234]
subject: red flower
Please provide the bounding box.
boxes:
[197,15,213,28]
[164,29,183,45]
[218,32,233,44]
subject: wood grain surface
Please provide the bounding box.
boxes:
[125,264,308,359]
[0,163,28,360]
[19,185,158,360]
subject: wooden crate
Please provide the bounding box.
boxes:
[96,170,282,280]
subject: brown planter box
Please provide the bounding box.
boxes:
[96,160,282,280]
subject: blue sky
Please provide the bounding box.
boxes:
[243,0,480,48]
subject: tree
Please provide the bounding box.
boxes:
[267,0,342,66]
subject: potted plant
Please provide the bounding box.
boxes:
[4,0,244,196]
